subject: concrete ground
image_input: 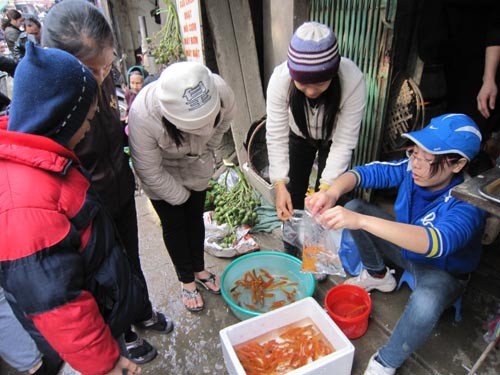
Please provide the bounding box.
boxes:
[2,193,499,374]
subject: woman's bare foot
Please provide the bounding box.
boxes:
[181,282,204,312]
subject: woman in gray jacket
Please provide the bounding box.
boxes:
[1,9,23,52]
[128,61,236,312]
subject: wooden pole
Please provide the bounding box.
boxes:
[467,335,500,375]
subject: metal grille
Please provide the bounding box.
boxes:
[310,0,398,198]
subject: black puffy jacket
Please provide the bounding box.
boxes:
[74,73,135,218]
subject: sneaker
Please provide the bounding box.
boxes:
[136,310,174,334]
[364,353,396,375]
[32,357,64,375]
[344,268,396,292]
[125,333,157,364]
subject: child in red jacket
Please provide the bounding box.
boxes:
[0,42,143,375]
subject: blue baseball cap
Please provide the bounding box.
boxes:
[402,113,482,161]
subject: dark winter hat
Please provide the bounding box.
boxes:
[287,21,341,84]
[402,113,482,161]
[8,42,97,146]
[127,65,148,86]
[23,14,41,28]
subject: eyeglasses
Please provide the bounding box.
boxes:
[405,148,438,168]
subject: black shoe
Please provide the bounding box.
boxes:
[125,332,157,364]
[33,357,64,375]
[135,310,174,334]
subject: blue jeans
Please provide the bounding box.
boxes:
[0,287,42,372]
[344,199,466,369]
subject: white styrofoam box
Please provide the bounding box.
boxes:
[242,162,275,205]
[219,297,355,375]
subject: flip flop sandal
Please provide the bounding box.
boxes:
[195,272,221,295]
[181,287,204,312]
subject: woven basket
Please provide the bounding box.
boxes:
[246,118,270,183]
[382,74,425,158]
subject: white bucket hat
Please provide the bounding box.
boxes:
[156,61,221,131]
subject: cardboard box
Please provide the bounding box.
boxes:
[219,297,355,375]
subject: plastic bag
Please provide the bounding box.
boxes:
[217,167,239,191]
[301,211,345,277]
[203,211,259,258]
[338,229,363,276]
[282,210,305,258]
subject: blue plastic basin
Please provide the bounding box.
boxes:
[221,251,316,320]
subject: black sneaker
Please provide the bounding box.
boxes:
[136,310,174,334]
[33,357,63,375]
[125,333,157,364]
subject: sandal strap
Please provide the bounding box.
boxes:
[197,272,216,284]
[181,287,200,300]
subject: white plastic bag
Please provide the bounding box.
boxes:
[203,211,259,258]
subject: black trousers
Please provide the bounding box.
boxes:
[151,190,207,283]
[112,195,153,323]
[287,132,332,209]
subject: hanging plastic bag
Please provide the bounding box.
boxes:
[301,211,345,277]
[338,229,363,276]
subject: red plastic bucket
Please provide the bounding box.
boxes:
[324,284,372,339]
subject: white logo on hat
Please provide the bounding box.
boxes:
[455,125,482,141]
[183,81,212,112]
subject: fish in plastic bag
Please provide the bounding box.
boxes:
[301,211,345,277]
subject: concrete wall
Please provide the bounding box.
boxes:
[107,0,308,87]
[122,0,163,67]
[262,0,293,89]
[104,0,162,72]
[262,0,308,89]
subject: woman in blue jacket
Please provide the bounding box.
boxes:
[306,113,486,375]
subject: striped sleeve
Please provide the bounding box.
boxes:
[348,169,361,187]
[424,227,443,258]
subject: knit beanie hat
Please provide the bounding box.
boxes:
[287,21,341,84]
[156,61,221,131]
[8,42,97,146]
